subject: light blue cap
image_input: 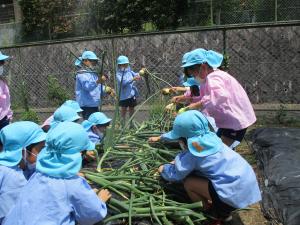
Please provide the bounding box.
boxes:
[163,110,222,157]
[117,55,129,65]
[0,121,47,167]
[81,112,111,131]
[37,122,95,178]
[62,100,83,113]
[50,106,81,128]
[181,48,207,68]
[81,51,99,61]
[0,51,10,61]
[182,52,190,65]
[182,48,224,69]
[183,77,199,87]
[74,57,82,67]
[205,50,223,69]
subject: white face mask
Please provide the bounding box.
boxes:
[179,140,187,151]
[23,149,37,170]
[0,66,4,76]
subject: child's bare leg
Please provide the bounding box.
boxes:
[120,107,127,126]
[129,107,135,127]
[129,107,134,118]
[184,176,212,210]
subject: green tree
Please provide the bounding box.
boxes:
[88,0,188,34]
[19,0,77,41]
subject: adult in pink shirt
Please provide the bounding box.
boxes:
[0,51,12,131]
[182,49,256,147]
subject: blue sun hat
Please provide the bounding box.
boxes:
[205,50,223,69]
[0,122,47,167]
[183,77,199,87]
[81,51,99,60]
[117,55,129,65]
[62,100,83,113]
[181,52,191,65]
[163,110,222,157]
[82,112,112,131]
[74,57,82,67]
[181,48,207,68]
[37,122,95,178]
[0,51,9,61]
[50,106,81,128]
[53,106,81,123]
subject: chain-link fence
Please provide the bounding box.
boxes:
[1,24,299,115]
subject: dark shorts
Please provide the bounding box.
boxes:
[208,181,236,218]
[217,128,247,142]
[81,107,98,120]
[119,97,137,108]
[0,116,9,131]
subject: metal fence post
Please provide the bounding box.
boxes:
[210,0,214,25]
[275,0,278,22]
[223,28,226,54]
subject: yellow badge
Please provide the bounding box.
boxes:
[192,142,203,152]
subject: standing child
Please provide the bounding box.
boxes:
[75,51,114,119]
[0,52,12,131]
[116,55,141,126]
[158,110,261,224]
[82,112,112,144]
[181,49,256,147]
[0,121,46,223]
[3,122,111,225]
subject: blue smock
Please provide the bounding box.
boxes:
[23,164,36,180]
[3,172,107,225]
[0,165,27,224]
[75,70,106,107]
[161,144,261,209]
[116,67,139,101]
[87,129,102,144]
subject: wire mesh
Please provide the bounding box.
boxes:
[1,24,299,113]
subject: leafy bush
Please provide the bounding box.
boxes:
[47,75,70,106]
[20,109,40,124]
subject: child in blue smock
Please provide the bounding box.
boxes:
[49,105,81,131]
[158,110,261,223]
[3,122,111,225]
[75,51,114,119]
[41,100,83,132]
[0,121,46,224]
[82,112,112,144]
[116,55,141,126]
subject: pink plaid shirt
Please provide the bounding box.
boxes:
[0,79,13,121]
[199,70,256,130]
